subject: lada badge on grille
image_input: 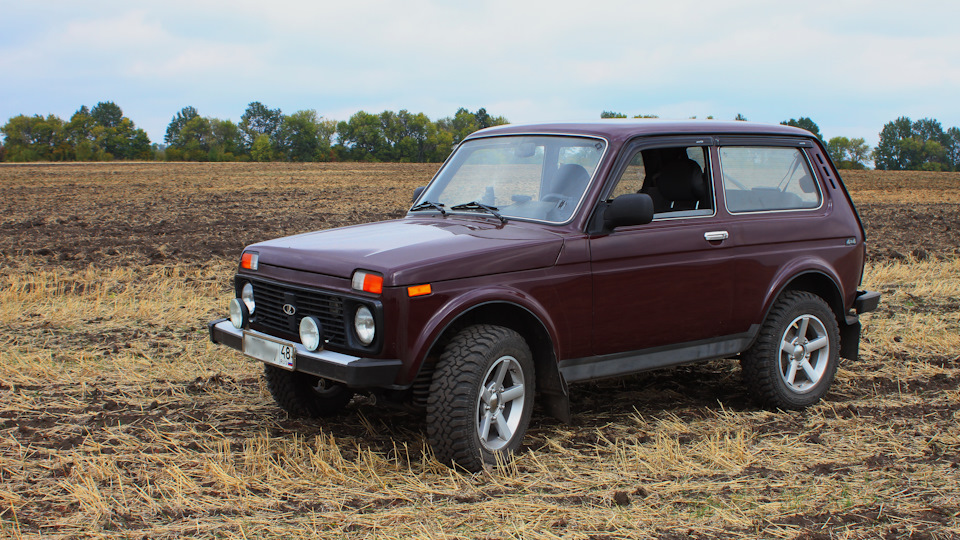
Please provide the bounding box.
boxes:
[282,304,297,315]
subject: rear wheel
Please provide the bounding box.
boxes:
[264,365,354,418]
[426,324,535,471]
[741,291,840,410]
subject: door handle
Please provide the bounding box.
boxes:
[704,231,729,241]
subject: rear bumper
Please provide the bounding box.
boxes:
[854,290,881,314]
[207,318,402,387]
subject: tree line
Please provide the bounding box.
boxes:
[601,112,960,172]
[0,101,507,163]
[3,103,959,171]
[0,102,151,162]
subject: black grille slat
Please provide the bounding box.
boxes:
[247,279,349,347]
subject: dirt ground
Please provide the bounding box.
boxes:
[3,164,958,268]
[0,162,434,268]
[1,163,959,539]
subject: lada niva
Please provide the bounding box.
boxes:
[209,120,880,471]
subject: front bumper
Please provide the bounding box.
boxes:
[207,318,402,387]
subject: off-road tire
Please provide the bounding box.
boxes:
[741,291,840,410]
[426,324,535,472]
[264,364,354,418]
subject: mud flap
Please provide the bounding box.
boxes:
[840,320,861,361]
[537,352,572,423]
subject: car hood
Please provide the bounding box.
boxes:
[246,217,565,286]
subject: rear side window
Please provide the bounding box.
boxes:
[720,147,821,213]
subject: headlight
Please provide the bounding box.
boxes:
[229,298,249,329]
[354,305,376,345]
[241,282,255,314]
[299,316,323,351]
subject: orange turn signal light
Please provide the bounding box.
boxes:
[407,284,432,297]
[240,251,259,270]
[364,274,384,294]
[352,271,383,294]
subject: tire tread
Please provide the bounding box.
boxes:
[741,290,839,410]
[426,324,533,471]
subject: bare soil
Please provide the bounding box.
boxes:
[3,164,958,268]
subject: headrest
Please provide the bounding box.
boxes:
[658,158,706,201]
[554,164,590,194]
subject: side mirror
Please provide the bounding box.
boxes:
[412,186,425,203]
[604,193,654,230]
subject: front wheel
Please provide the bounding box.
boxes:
[426,325,535,471]
[741,291,840,410]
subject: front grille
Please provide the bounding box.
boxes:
[247,278,348,347]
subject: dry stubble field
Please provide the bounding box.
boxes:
[1,163,959,539]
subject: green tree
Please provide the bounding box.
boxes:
[947,127,960,170]
[336,110,387,161]
[781,117,823,140]
[847,137,871,169]
[165,108,242,161]
[734,113,748,121]
[434,107,506,146]
[449,107,479,144]
[633,114,659,118]
[91,101,124,129]
[873,117,913,170]
[395,110,432,162]
[250,134,273,162]
[65,106,99,160]
[240,102,282,152]
[1,102,150,161]
[826,136,870,169]
[0,114,68,161]
[475,107,494,129]
[165,106,200,146]
[210,118,242,161]
[275,109,330,162]
[874,116,956,171]
[80,102,151,160]
[425,126,455,162]
[601,111,627,119]
[100,116,151,160]
[173,116,214,160]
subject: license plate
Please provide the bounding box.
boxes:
[243,332,296,370]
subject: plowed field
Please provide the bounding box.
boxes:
[1,163,958,539]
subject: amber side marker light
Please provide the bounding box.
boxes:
[240,251,259,270]
[407,284,432,297]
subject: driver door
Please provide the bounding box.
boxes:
[589,140,736,357]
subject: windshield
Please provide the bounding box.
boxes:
[414,135,606,223]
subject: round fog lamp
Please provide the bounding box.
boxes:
[241,282,255,314]
[299,316,323,351]
[229,298,249,329]
[354,306,376,346]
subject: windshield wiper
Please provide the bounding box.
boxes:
[410,200,446,215]
[450,201,506,223]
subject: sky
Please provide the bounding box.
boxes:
[2,0,958,149]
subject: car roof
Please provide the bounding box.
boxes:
[467,119,815,143]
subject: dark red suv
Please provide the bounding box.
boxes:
[209,120,880,471]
